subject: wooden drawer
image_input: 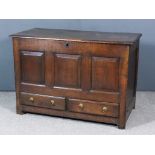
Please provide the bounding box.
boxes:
[20,93,66,110]
[67,99,119,117]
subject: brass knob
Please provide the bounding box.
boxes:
[50,100,55,105]
[78,103,84,109]
[29,97,34,102]
[102,106,108,112]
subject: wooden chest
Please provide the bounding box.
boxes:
[11,28,142,129]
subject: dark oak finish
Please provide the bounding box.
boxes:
[54,54,81,88]
[20,92,66,110]
[11,28,142,129]
[92,57,119,91]
[20,51,45,84]
[67,99,119,117]
[11,28,141,45]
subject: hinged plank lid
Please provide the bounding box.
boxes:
[11,28,142,45]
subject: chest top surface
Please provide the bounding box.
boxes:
[11,28,142,45]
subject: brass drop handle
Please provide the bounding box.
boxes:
[78,103,84,109]
[102,106,108,112]
[29,97,34,102]
[50,100,55,106]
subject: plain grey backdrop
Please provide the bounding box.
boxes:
[0,19,154,91]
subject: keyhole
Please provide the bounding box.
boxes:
[65,43,69,47]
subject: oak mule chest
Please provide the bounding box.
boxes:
[11,28,142,129]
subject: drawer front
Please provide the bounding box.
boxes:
[20,93,66,110]
[67,99,119,117]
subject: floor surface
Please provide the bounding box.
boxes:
[0,91,155,134]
